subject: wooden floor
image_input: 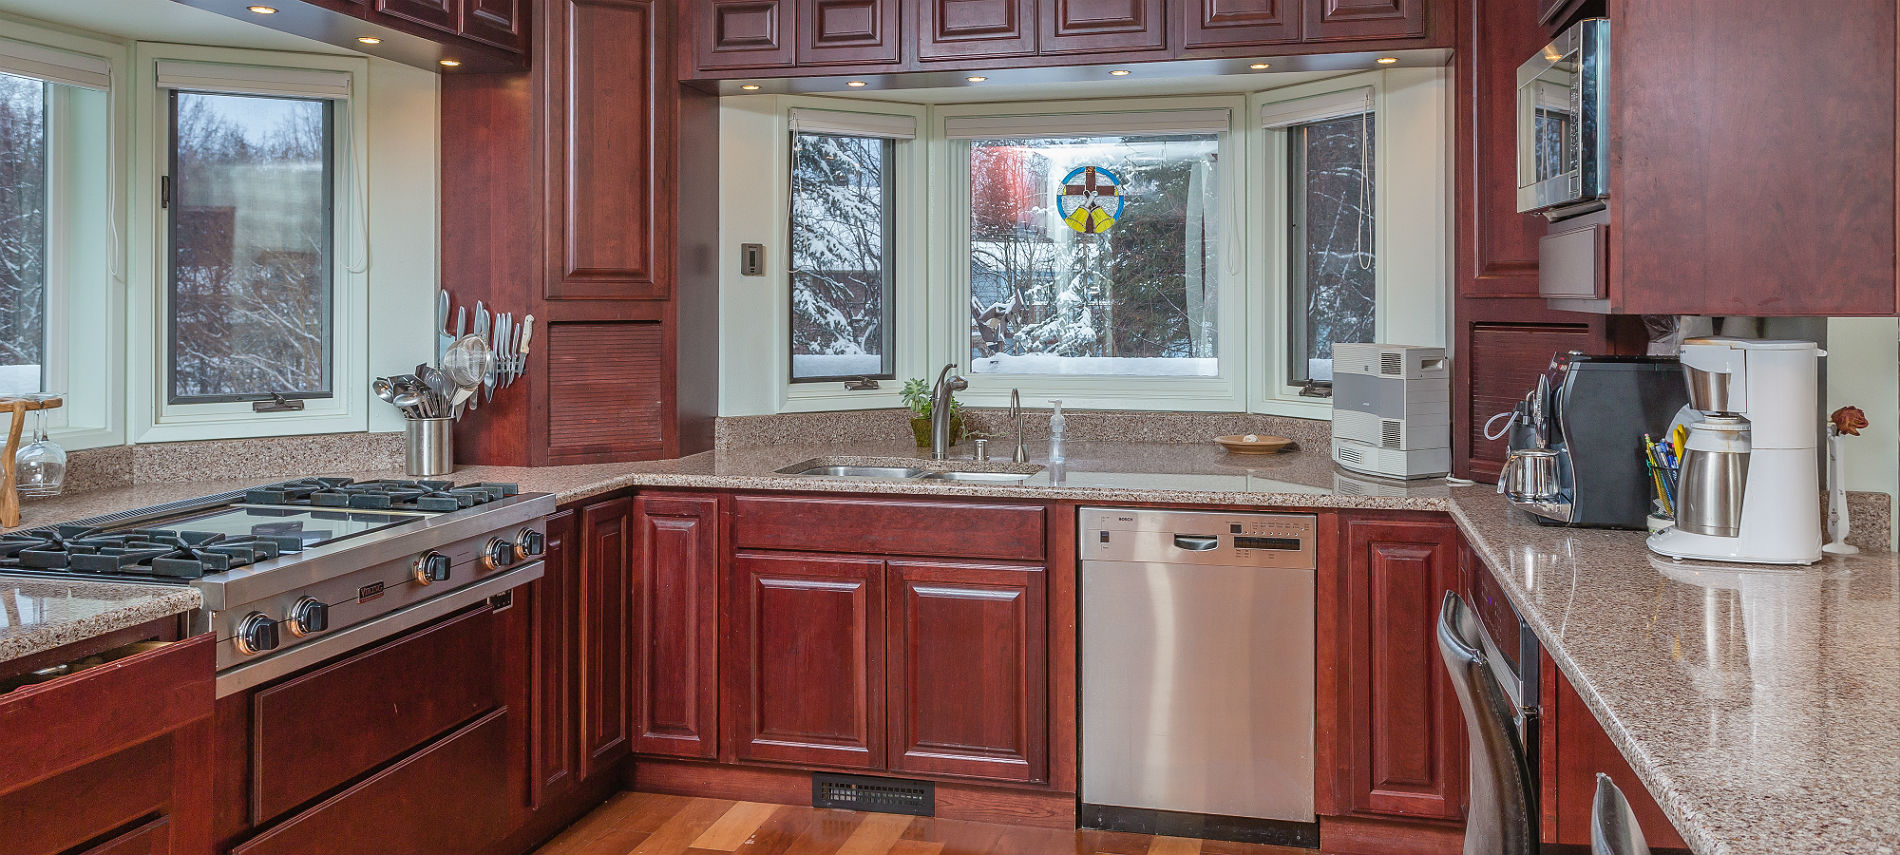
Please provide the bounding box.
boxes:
[537,792,1311,855]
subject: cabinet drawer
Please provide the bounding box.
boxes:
[0,735,174,855]
[732,495,1046,561]
[1539,220,1608,301]
[233,708,515,855]
[0,634,211,789]
[252,607,501,823]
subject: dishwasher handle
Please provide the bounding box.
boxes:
[1172,534,1221,551]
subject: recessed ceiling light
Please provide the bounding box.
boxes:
[356,36,382,45]
[846,80,867,87]
[740,84,761,91]
[246,4,276,13]
[1109,69,1131,76]
[438,59,461,67]
[1375,56,1399,64]
[1250,62,1271,70]
[966,76,987,83]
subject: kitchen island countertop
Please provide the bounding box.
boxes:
[0,577,202,666]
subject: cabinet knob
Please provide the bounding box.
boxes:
[235,613,280,656]
[286,597,330,637]
[414,551,452,585]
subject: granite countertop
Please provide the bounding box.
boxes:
[0,577,203,666]
[1448,488,1900,855]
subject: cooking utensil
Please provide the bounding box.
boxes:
[437,291,451,363]
[486,314,505,402]
[373,376,397,404]
[442,334,494,418]
[455,305,467,338]
[1500,448,1562,503]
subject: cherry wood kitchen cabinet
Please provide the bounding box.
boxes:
[441,0,719,467]
[1539,652,1687,851]
[1036,0,1166,54]
[801,0,904,65]
[1304,0,1424,41]
[727,551,887,769]
[1323,514,1465,826]
[0,633,213,855]
[1180,0,1301,50]
[886,560,1047,783]
[175,0,528,67]
[530,509,581,808]
[579,497,635,778]
[632,492,721,758]
[917,0,1038,60]
[696,0,797,69]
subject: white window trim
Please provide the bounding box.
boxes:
[127,43,371,442]
[930,95,1249,412]
[776,95,929,413]
[0,17,127,451]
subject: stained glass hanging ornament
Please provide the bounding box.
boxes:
[1056,165,1125,235]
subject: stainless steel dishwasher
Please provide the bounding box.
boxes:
[1080,507,1318,846]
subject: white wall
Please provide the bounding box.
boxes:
[363,57,441,434]
[1825,317,1898,540]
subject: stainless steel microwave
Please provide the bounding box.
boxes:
[1517,18,1609,214]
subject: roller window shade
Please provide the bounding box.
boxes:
[156,60,352,100]
[944,108,1231,140]
[788,108,916,140]
[1259,87,1375,129]
[0,38,111,91]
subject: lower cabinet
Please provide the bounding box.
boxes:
[632,493,720,758]
[1324,514,1466,823]
[1539,652,1688,851]
[578,497,634,777]
[723,550,1051,784]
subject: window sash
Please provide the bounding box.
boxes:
[155,60,351,100]
[788,108,915,140]
[0,38,109,91]
[164,89,338,405]
[788,132,897,384]
[1284,111,1376,387]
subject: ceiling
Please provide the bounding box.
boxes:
[0,0,352,54]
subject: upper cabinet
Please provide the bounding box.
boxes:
[1304,0,1424,41]
[460,0,529,51]
[687,0,1446,78]
[194,0,531,66]
[1037,0,1166,54]
[918,0,1037,60]
[1180,0,1301,50]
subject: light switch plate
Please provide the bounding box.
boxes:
[740,243,765,276]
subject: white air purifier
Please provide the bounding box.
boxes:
[1330,344,1451,480]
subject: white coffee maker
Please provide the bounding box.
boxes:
[1648,338,1824,565]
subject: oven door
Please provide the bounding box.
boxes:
[1517,18,1610,213]
[1472,562,1542,768]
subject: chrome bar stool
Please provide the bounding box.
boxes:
[1437,591,1537,855]
[1591,773,1653,855]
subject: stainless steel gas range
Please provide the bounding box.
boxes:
[0,478,554,696]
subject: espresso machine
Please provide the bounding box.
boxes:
[1498,354,1688,528]
[1648,338,1825,565]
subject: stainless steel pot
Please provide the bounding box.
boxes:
[1501,448,1562,503]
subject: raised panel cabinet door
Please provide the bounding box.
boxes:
[800,0,902,65]
[578,498,633,779]
[1303,0,1423,41]
[727,552,885,769]
[697,0,797,69]
[461,0,526,51]
[916,0,1036,59]
[1038,0,1164,53]
[886,561,1047,783]
[530,509,579,808]
[1338,516,1464,820]
[632,493,721,758]
[1181,0,1299,49]
[546,0,672,300]
[378,0,459,33]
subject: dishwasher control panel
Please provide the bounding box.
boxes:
[1080,507,1317,569]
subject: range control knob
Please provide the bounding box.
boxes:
[413,551,452,586]
[482,537,518,571]
[235,613,280,656]
[286,598,330,637]
[513,528,546,560]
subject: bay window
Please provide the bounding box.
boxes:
[0,71,48,398]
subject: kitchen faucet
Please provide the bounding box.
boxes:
[930,364,967,461]
[1009,389,1029,462]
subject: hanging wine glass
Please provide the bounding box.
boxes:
[14,393,66,497]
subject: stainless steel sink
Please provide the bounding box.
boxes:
[783,465,925,479]
[916,471,1035,483]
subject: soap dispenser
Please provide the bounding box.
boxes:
[1048,400,1066,464]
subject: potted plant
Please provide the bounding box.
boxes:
[901,377,964,448]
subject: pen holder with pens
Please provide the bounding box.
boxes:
[1643,427,1685,533]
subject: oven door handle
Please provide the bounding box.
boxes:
[214,561,545,697]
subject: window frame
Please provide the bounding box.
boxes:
[128,44,370,442]
[770,96,928,413]
[931,95,1249,413]
[786,129,899,385]
[0,23,126,451]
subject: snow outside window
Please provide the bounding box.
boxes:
[1285,111,1375,386]
[964,133,1220,378]
[789,131,895,383]
[0,72,48,398]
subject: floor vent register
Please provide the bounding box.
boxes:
[811,773,935,817]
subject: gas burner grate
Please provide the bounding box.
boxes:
[0,528,297,580]
[243,478,519,512]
